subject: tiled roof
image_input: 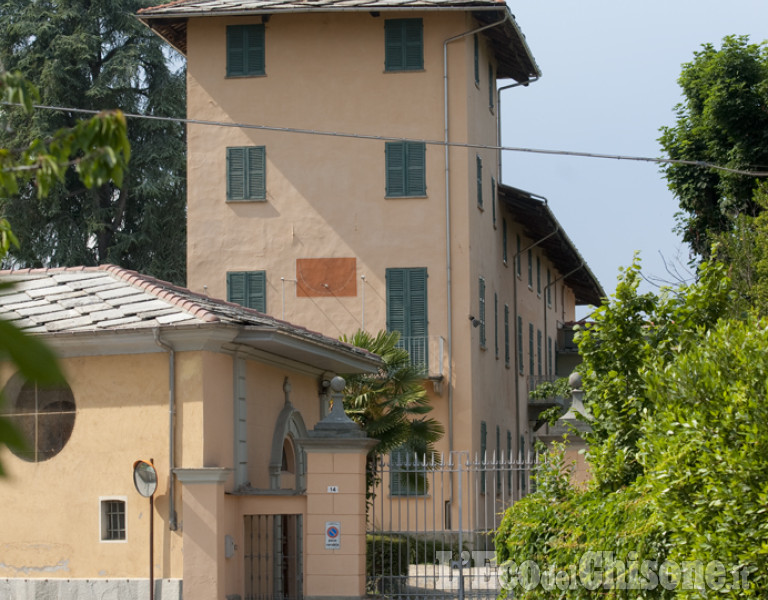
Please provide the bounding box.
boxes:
[137,0,540,82]
[139,0,508,17]
[498,184,605,306]
[0,265,374,362]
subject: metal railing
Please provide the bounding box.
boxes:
[366,451,539,600]
[395,336,445,379]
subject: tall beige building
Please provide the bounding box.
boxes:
[139,0,602,506]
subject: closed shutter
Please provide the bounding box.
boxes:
[385,142,405,197]
[227,148,246,200]
[227,25,264,76]
[476,155,483,208]
[405,142,425,196]
[474,34,479,85]
[227,26,246,77]
[227,271,266,312]
[247,147,266,199]
[504,304,510,367]
[386,142,425,197]
[385,19,422,71]
[478,277,486,347]
[228,147,265,201]
[387,267,428,366]
[480,421,487,493]
[384,20,404,71]
[247,25,265,75]
[227,271,247,306]
[403,19,423,70]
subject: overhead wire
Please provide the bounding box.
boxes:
[6,101,768,178]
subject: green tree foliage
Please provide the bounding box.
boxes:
[0,70,129,475]
[342,329,444,457]
[0,0,186,283]
[496,260,766,598]
[712,182,768,315]
[659,35,768,257]
[341,330,444,492]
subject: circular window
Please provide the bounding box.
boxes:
[2,376,76,462]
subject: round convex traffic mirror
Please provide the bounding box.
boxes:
[133,460,158,498]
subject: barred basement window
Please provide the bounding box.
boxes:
[101,498,126,542]
[1,375,76,462]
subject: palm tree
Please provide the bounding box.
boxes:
[340,329,444,497]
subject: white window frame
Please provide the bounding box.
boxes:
[99,496,128,543]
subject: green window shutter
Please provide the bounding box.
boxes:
[536,256,541,294]
[226,26,245,77]
[227,25,265,77]
[489,63,495,110]
[480,421,487,493]
[405,142,426,196]
[496,425,501,493]
[502,218,507,264]
[491,177,496,227]
[494,292,499,359]
[386,267,428,338]
[478,277,486,347]
[386,267,428,367]
[517,315,524,374]
[528,249,533,287]
[227,271,247,306]
[228,146,266,201]
[227,271,266,312]
[246,25,265,75]
[227,147,246,200]
[537,329,542,376]
[386,142,425,197]
[548,335,553,376]
[403,19,423,70]
[385,142,405,197]
[247,271,267,312]
[529,323,534,377]
[407,268,428,338]
[506,430,512,492]
[386,268,406,333]
[247,147,266,199]
[474,34,479,85]
[547,269,552,306]
[516,234,521,276]
[385,19,422,71]
[476,155,483,208]
[504,304,510,367]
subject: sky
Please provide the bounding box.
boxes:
[499,0,768,314]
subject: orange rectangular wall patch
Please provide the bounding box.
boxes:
[296,258,357,297]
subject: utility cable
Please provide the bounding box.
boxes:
[7,101,768,178]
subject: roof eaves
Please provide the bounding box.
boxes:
[498,184,605,305]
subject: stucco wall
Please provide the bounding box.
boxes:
[0,353,184,580]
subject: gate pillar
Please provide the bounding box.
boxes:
[300,376,376,600]
[174,467,233,600]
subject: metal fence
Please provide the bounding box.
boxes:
[366,451,538,600]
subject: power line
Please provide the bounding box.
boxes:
[9,102,768,178]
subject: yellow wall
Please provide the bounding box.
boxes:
[0,353,184,579]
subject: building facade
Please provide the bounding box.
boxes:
[139,0,603,515]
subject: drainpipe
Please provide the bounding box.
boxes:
[511,221,558,498]
[154,330,178,531]
[443,11,509,522]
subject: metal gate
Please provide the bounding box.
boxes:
[366,451,537,600]
[244,514,303,600]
